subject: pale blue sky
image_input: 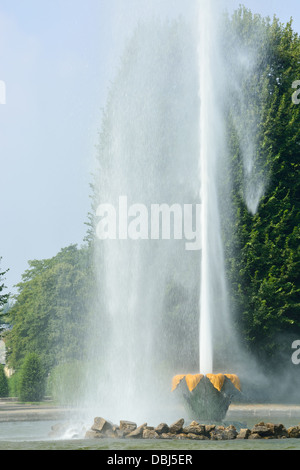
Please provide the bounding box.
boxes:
[0,0,299,293]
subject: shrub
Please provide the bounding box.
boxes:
[0,364,8,397]
[8,370,21,398]
[19,353,46,402]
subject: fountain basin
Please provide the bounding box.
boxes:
[172,374,241,422]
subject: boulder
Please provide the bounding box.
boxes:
[186,433,209,440]
[225,425,238,440]
[169,418,184,434]
[119,420,137,435]
[248,433,262,440]
[249,421,288,439]
[127,423,147,438]
[183,421,205,435]
[205,424,216,435]
[92,417,113,434]
[84,429,104,439]
[143,429,159,439]
[265,423,288,439]
[160,433,176,439]
[114,428,125,439]
[236,428,251,439]
[251,422,273,438]
[288,426,300,439]
[210,425,237,440]
[154,423,169,434]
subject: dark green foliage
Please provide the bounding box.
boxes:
[223,9,300,367]
[19,353,45,402]
[0,364,8,397]
[7,371,21,398]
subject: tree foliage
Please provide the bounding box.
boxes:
[224,9,300,366]
[0,364,8,397]
[19,352,46,402]
[5,245,95,373]
[0,259,9,332]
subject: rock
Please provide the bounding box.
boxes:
[183,421,205,435]
[288,426,300,439]
[92,417,113,434]
[160,433,176,439]
[169,418,184,434]
[247,422,289,439]
[105,429,119,439]
[186,433,209,440]
[236,428,251,439]
[143,429,159,439]
[82,416,295,442]
[265,423,288,439]
[225,425,238,440]
[248,433,262,440]
[127,423,147,438]
[154,423,169,434]
[210,431,226,440]
[210,426,237,441]
[250,421,288,439]
[205,424,216,435]
[84,429,104,439]
[119,420,137,435]
[251,422,273,438]
[115,428,125,439]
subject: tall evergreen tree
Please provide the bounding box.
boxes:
[224,10,300,368]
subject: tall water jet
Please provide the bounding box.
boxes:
[198,0,229,375]
[169,0,243,422]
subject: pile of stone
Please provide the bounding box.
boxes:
[84,417,300,441]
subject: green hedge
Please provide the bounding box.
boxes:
[19,353,46,402]
[0,364,8,397]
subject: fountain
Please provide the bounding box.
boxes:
[171,0,241,422]
[87,0,264,426]
[172,374,241,421]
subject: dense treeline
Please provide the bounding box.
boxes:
[1,7,299,400]
[224,9,300,368]
[5,245,95,373]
